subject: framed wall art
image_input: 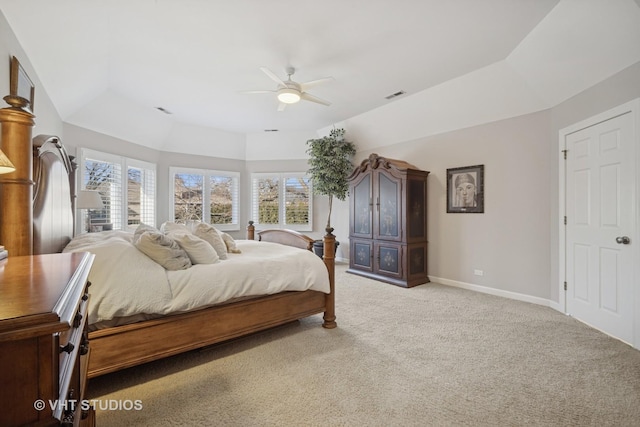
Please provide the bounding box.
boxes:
[9,56,35,112]
[446,164,484,213]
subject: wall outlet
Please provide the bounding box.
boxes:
[474,269,484,276]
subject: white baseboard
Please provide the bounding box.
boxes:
[548,300,563,313]
[429,275,553,308]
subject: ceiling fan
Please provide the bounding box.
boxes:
[242,67,334,111]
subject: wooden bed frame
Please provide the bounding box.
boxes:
[29,135,336,378]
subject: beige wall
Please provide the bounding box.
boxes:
[338,111,552,299]
[0,10,63,138]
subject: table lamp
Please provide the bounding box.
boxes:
[76,190,104,232]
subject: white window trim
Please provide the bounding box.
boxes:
[169,166,240,231]
[78,148,157,233]
[251,172,313,232]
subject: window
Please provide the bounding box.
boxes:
[170,167,240,231]
[78,148,156,232]
[251,173,312,231]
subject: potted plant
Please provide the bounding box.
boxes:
[306,127,356,257]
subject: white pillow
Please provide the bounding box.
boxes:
[221,232,241,254]
[167,231,219,264]
[133,229,192,270]
[134,222,157,238]
[191,222,228,260]
[160,221,190,234]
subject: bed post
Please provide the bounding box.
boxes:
[247,220,255,240]
[322,226,337,329]
[0,98,35,256]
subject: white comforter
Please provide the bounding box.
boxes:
[63,231,330,325]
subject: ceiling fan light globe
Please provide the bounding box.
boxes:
[277,89,301,104]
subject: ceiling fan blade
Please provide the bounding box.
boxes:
[300,92,331,106]
[260,67,287,86]
[277,102,287,112]
[299,77,334,91]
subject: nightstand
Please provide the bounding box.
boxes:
[0,252,95,426]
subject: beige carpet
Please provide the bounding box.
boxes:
[88,264,640,426]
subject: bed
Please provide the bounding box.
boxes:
[31,135,336,378]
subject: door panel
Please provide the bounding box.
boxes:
[351,173,372,239]
[350,239,373,272]
[572,244,590,302]
[375,242,403,280]
[375,172,402,241]
[599,247,619,312]
[566,111,634,344]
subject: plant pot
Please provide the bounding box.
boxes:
[313,240,339,258]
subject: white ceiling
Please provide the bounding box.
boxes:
[1,0,640,151]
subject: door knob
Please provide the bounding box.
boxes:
[615,236,630,244]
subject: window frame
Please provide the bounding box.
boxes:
[251,172,313,232]
[169,166,240,231]
[78,148,156,233]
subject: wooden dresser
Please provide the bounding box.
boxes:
[347,154,430,287]
[0,252,95,426]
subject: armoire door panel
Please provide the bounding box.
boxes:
[350,173,372,239]
[350,239,374,272]
[375,242,403,279]
[375,172,402,242]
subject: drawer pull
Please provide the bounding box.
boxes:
[82,293,89,301]
[80,333,90,355]
[60,342,75,354]
[73,312,83,328]
[61,389,75,426]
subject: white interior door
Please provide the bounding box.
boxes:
[565,110,635,344]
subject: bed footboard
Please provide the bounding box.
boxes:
[248,221,336,329]
[88,289,327,377]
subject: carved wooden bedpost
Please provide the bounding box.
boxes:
[0,96,35,256]
[322,226,337,329]
[247,220,255,240]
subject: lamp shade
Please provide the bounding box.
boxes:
[0,149,16,174]
[76,190,104,209]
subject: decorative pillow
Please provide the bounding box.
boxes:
[190,222,228,260]
[166,231,219,264]
[221,232,241,253]
[160,221,190,234]
[133,228,192,270]
[134,222,157,238]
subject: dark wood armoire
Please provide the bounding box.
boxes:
[346,153,429,287]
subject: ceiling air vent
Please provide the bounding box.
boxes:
[156,107,172,114]
[264,129,279,132]
[385,90,406,100]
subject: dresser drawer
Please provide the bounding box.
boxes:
[56,282,91,425]
[59,284,90,375]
